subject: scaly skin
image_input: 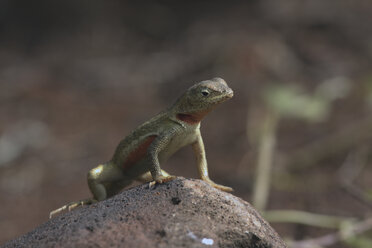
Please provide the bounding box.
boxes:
[50,77,233,218]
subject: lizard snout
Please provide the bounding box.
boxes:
[225,88,234,98]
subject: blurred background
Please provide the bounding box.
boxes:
[1,1,372,247]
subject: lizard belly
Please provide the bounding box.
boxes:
[158,130,197,163]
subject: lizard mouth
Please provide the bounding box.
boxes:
[212,89,234,103]
[227,90,234,98]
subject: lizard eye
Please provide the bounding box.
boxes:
[201,90,210,96]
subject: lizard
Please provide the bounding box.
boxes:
[50,77,234,218]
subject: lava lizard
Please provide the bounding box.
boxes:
[50,77,233,218]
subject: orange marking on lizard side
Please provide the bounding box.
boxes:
[176,109,212,125]
[122,135,157,169]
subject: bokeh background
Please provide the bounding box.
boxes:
[1,1,372,247]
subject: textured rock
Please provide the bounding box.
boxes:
[3,178,287,248]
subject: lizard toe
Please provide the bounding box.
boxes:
[156,175,176,184]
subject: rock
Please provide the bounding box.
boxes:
[3,177,287,248]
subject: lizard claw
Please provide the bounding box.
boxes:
[202,178,233,192]
[148,180,156,188]
[156,175,177,183]
[49,198,96,218]
[148,175,177,189]
[212,184,233,192]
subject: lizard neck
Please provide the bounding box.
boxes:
[176,109,212,125]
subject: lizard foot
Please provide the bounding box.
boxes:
[202,178,233,192]
[148,175,177,189]
[49,198,97,219]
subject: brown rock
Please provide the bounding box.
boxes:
[3,178,287,248]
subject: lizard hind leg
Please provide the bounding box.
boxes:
[88,162,133,200]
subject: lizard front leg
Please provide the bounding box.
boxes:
[147,132,177,187]
[192,129,233,192]
[136,170,171,183]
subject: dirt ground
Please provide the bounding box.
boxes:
[1,1,372,247]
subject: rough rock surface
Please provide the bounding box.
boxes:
[3,178,287,248]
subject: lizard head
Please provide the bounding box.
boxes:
[172,78,233,123]
[188,77,233,106]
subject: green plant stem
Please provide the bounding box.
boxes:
[289,217,372,248]
[252,110,279,211]
[264,210,353,229]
